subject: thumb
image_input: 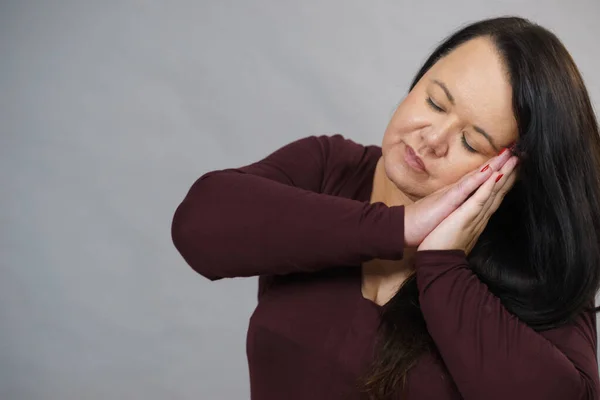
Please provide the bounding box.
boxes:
[443,164,494,209]
[403,165,493,247]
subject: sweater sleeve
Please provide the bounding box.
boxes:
[414,250,599,400]
[171,134,405,281]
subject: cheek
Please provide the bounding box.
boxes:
[434,158,481,188]
[385,95,427,137]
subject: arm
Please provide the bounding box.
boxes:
[414,250,599,400]
[171,134,404,280]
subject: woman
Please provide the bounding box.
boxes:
[171,16,600,399]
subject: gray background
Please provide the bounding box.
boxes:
[1,1,599,399]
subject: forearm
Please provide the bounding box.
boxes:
[172,170,405,280]
[414,250,598,400]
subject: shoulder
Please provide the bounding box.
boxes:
[539,303,598,359]
[313,133,379,160]
[275,134,380,194]
[312,133,381,186]
[286,133,377,160]
[327,134,381,182]
[258,133,374,171]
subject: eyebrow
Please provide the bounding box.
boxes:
[433,79,455,105]
[432,79,499,152]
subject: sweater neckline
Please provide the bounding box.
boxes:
[357,145,385,310]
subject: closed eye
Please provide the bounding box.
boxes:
[461,134,478,153]
[426,97,444,112]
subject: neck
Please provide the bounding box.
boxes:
[361,156,416,305]
[369,157,415,207]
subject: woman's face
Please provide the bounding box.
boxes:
[381,37,519,200]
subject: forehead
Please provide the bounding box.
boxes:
[425,37,518,145]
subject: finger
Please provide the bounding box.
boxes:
[474,161,518,231]
[453,169,499,223]
[472,184,510,241]
[475,172,504,223]
[466,187,503,252]
[480,156,519,213]
[483,146,514,172]
[445,147,514,205]
[443,162,494,208]
[477,154,518,206]
[462,155,519,251]
[493,156,519,192]
[484,169,518,217]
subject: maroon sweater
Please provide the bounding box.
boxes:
[171,134,599,399]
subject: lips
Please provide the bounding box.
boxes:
[404,144,427,173]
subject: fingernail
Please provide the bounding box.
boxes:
[495,174,504,182]
[499,148,508,156]
[481,164,490,172]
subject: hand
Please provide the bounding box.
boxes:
[418,154,519,253]
[404,148,514,248]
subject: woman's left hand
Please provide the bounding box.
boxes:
[418,154,520,254]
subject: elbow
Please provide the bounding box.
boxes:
[171,177,223,281]
[552,373,594,400]
[569,372,599,400]
[468,364,595,400]
[532,366,594,400]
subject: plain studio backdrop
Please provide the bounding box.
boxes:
[1,1,599,399]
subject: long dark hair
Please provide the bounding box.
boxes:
[361,16,600,399]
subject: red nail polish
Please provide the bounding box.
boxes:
[495,174,504,182]
[481,165,490,172]
[499,148,508,156]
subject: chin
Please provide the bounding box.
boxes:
[383,156,417,190]
[382,155,433,200]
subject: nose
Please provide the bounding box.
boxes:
[420,119,457,157]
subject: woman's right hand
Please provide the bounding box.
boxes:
[403,148,514,248]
